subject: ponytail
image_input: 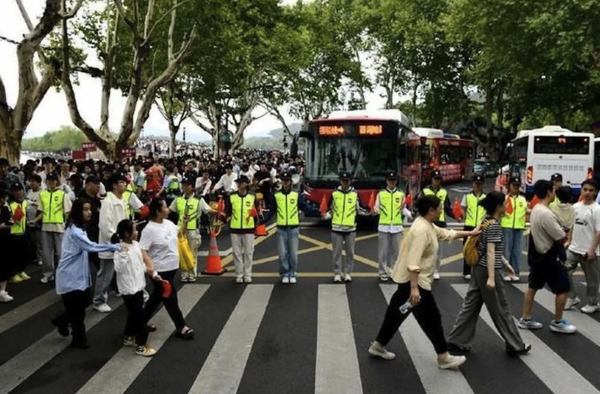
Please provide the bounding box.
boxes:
[112,219,135,244]
[110,233,120,244]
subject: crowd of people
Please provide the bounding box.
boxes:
[0,148,598,371]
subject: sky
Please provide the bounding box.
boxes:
[0,0,385,142]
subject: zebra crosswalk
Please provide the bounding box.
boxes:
[1,277,600,394]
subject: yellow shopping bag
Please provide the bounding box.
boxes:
[178,233,196,272]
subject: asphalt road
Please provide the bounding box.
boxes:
[4,180,600,394]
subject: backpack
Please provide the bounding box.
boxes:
[463,220,495,267]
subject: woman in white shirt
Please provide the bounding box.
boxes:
[140,198,195,339]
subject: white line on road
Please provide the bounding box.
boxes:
[0,290,60,335]
[315,285,363,394]
[75,285,210,394]
[188,285,273,394]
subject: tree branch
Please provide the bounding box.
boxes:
[113,0,139,38]
[58,0,84,19]
[190,113,215,136]
[143,0,155,39]
[144,0,191,46]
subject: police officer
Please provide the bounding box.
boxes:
[420,170,455,280]
[272,171,318,283]
[373,172,412,281]
[170,177,214,282]
[223,175,262,283]
[323,172,370,283]
[460,174,486,280]
[501,176,527,281]
[550,173,563,206]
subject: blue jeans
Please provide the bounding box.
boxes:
[503,228,524,275]
[278,227,299,278]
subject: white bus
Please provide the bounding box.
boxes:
[507,126,594,198]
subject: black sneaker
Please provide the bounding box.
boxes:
[51,317,70,337]
[69,340,90,349]
[506,343,531,357]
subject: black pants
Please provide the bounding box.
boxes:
[142,269,186,331]
[376,283,448,354]
[462,226,476,275]
[55,289,91,345]
[123,291,149,346]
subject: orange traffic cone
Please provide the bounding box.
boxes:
[255,223,268,236]
[453,197,464,220]
[202,231,226,275]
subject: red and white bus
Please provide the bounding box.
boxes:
[291,109,422,216]
[411,127,475,184]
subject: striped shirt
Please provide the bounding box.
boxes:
[477,218,504,269]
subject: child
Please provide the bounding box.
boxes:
[550,186,574,265]
[112,220,157,357]
[26,174,43,266]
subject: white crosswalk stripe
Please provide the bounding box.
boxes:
[2,281,600,394]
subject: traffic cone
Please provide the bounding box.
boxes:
[255,223,268,236]
[453,198,464,220]
[368,190,375,210]
[202,231,226,275]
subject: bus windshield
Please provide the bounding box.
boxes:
[533,136,590,155]
[306,137,398,181]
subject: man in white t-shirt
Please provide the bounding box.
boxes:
[566,179,600,313]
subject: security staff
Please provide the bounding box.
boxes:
[272,171,318,284]
[169,177,214,282]
[460,174,486,279]
[223,175,262,283]
[37,172,72,283]
[373,172,412,281]
[550,173,563,206]
[9,182,31,283]
[323,172,370,283]
[420,170,455,280]
[500,176,527,281]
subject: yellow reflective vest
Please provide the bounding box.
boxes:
[464,192,486,227]
[175,196,200,230]
[275,191,299,227]
[501,195,527,230]
[423,187,448,222]
[10,200,27,235]
[40,189,66,225]
[332,190,358,227]
[230,193,256,230]
[378,189,404,226]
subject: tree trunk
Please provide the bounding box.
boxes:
[232,130,244,151]
[0,123,22,164]
[169,122,179,158]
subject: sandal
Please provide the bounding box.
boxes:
[175,327,195,340]
[147,323,157,332]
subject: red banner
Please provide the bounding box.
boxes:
[121,148,136,158]
[72,150,86,160]
[82,142,97,152]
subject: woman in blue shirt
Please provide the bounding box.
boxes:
[52,199,122,349]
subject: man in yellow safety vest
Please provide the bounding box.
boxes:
[460,174,486,280]
[420,170,455,280]
[550,173,563,206]
[501,176,527,282]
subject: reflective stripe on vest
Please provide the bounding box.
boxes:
[10,201,27,235]
[122,191,133,219]
[176,196,200,230]
[378,189,404,226]
[275,191,299,226]
[464,193,486,227]
[332,190,357,227]
[40,190,66,225]
[422,188,448,222]
[500,195,527,229]
[230,193,256,230]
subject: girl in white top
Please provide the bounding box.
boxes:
[112,220,157,357]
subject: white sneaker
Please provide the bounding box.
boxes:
[438,354,467,370]
[380,274,389,282]
[0,291,14,303]
[581,304,599,314]
[502,275,511,282]
[333,274,342,283]
[281,276,290,284]
[235,277,244,284]
[511,275,520,282]
[40,275,54,284]
[289,277,297,284]
[463,274,471,280]
[565,297,580,310]
[368,341,396,360]
[93,303,112,313]
[244,277,252,283]
[344,273,352,283]
[433,271,440,280]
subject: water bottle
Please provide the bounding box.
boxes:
[399,299,413,314]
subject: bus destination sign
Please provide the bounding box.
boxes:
[317,124,384,136]
[318,125,345,136]
[359,125,383,135]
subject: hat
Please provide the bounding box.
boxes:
[509,176,521,185]
[235,175,250,184]
[109,173,127,185]
[181,177,194,185]
[339,172,352,180]
[10,182,23,191]
[551,173,563,182]
[280,172,292,181]
[85,175,101,184]
[46,172,59,181]
[432,170,442,179]
[473,174,484,183]
[386,172,399,180]
[0,158,9,166]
